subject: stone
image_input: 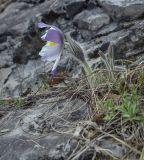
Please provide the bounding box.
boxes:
[85,20,144,61]
[0,0,58,97]
[65,0,86,17]
[100,140,127,158]
[0,66,14,96]
[87,0,98,10]
[73,8,110,31]
[113,20,144,59]
[0,0,14,13]
[97,0,144,21]
[50,0,66,15]
[0,98,88,160]
[0,0,144,159]
[50,0,86,17]
[0,59,53,98]
[0,0,144,99]
[0,54,79,98]
[0,50,13,68]
[81,29,127,60]
[16,0,45,5]
[96,22,119,36]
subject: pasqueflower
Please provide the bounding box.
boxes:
[38,22,88,75]
[38,22,64,74]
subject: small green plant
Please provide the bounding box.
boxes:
[98,43,115,81]
[103,99,117,121]
[103,88,144,123]
[138,69,144,88]
[118,89,143,122]
[0,99,11,106]
[0,100,6,106]
[39,74,50,91]
[14,98,25,108]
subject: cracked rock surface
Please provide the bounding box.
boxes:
[0,0,144,159]
[0,0,144,98]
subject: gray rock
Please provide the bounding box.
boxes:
[0,0,55,66]
[16,0,45,5]
[0,0,60,97]
[82,29,127,61]
[0,66,14,95]
[113,20,144,59]
[85,20,144,61]
[87,0,98,10]
[75,22,119,41]
[100,140,127,158]
[50,0,66,15]
[0,134,74,160]
[50,0,86,17]
[0,0,144,99]
[0,49,79,98]
[1,0,144,159]
[97,0,144,21]
[96,22,119,36]
[0,59,51,98]
[0,0,14,13]
[0,98,88,160]
[73,8,110,31]
[65,0,86,17]
[0,51,13,68]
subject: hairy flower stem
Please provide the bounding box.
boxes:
[65,34,99,114]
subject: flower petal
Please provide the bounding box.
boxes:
[38,22,64,74]
[52,55,61,72]
[39,44,61,62]
[42,28,63,45]
[38,22,62,32]
[38,22,50,29]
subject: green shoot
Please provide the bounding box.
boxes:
[98,43,115,81]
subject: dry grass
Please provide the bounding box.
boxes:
[0,60,144,160]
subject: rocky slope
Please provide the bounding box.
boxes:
[0,0,144,98]
[0,0,144,159]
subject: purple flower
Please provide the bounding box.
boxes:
[38,22,64,74]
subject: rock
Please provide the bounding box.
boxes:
[85,20,144,61]
[73,22,119,41]
[0,1,54,67]
[99,140,127,158]
[3,2,31,15]
[0,0,59,97]
[0,98,88,160]
[0,54,79,98]
[50,0,66,15]
[0,0,144,99]
[50,0,86,17]
[81,29,127,61]
[12,21,42,64]
[16,0,45,5]
[0,0,14,13]
[65,0,86,17]
[97,0,144,21]
[73,8,110,31]
[0,48,13,68]
[96,22,119,36]
[0,0,144,159]
[87,0,98,10]
[0,59,50,98]
[0,134,74,160]
[0,66,14,95]
[113,20,144,59]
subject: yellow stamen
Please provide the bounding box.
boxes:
[47,41,57,47]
